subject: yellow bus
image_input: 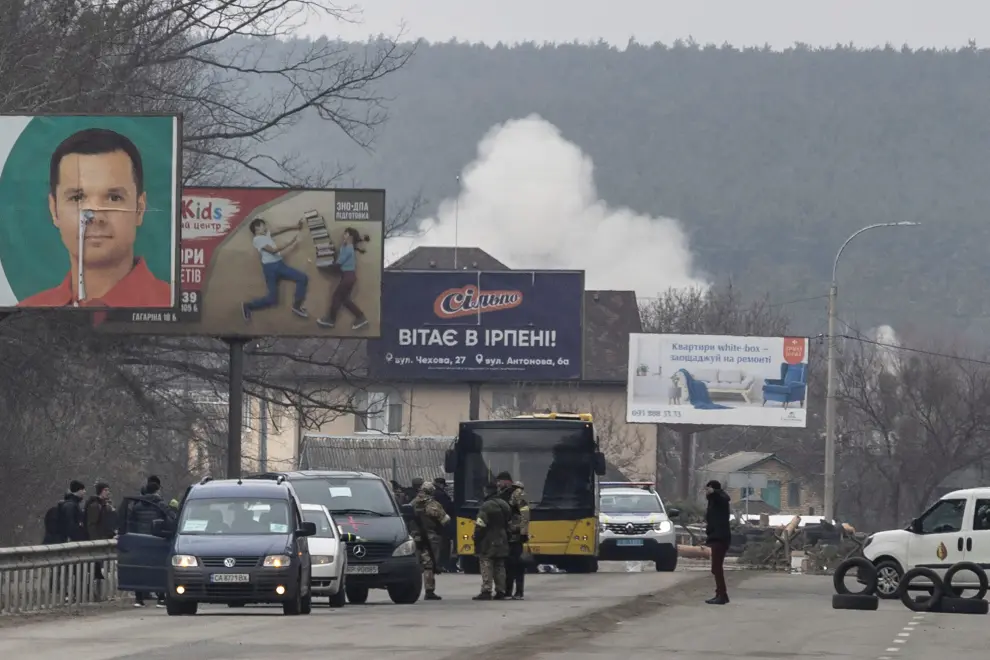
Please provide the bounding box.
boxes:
[444,412,607,573]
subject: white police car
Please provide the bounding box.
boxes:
[598,483,679,571]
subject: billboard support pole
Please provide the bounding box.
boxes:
[225,337,247,479]
[468,382,481,420]
[679,430,693,500]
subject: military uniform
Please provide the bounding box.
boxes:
[473,486,512,600]
[409,482,450,600]
[501,479,531,599]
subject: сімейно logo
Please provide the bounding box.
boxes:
[433,284,523,319]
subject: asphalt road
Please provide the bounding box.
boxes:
[1,565,987,659]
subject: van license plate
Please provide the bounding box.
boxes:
[346,565,379,575]
[210,573,250,583]
[617,539,643,546]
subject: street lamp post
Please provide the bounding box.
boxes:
[824,221,920,522]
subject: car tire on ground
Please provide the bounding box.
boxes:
[300,593,312,615]
[283,586,303,615]
[165,597,197,616]
[899,567,944,612]
[655,548,678,572]
[345,585,370,604]
[329,588,346,608]
[387,579,423,604]
[832,593,879,610]
[873,560,903,599]
[939,595,990,615]
[943,561,990,600]
[833,557,878,596]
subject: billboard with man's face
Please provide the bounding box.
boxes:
[100,187,385,338]
[0,114,181,310]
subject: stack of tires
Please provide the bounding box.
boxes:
[832,557,880,610]
[898,562,989,615]
[831,557,990,615]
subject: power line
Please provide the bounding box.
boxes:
[841,334,990,367]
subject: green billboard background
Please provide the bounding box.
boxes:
[0,115,177,300]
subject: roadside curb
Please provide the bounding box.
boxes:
[0,598,133,629]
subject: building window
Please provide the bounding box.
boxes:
[354,391,403,433]
[270,404,283,427]
[787,481,801,508]
[740,487,754,498]
[492,390,536,416]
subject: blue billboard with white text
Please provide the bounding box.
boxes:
[370,270,584,381]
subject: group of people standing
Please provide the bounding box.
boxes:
[42,475,179,607]
[401,471,531,601]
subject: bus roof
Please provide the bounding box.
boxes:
[513,412,593,422]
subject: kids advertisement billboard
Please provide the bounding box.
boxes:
[102,187,385,338]
[370,270,584,381]
[0,114,181,310]
[626,333,810,428]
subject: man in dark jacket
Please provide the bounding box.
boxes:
[86,482,116,541]
[85,482,116,591]
[58,480,88,542]
[432,478,457,572]
[704,480,732,604]
[132,478,167,607]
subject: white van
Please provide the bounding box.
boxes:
[863,487,990,598]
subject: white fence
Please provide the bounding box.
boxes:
[0,540,119,615]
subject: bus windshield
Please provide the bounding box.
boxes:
[459,425,595,510]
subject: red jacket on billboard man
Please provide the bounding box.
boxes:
[18,128,171,308]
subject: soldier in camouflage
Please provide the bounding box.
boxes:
[496,472,531,600]
[409,481,450,600]
[472,481,512,600]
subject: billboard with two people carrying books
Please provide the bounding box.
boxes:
[626,333,810,428]
[100,187,385,338]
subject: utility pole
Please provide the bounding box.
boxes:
[824,222,919,522]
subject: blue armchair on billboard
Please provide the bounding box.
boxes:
[761,363,807,408]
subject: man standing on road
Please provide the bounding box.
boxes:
[704,480,731,605]
[496,472,531,600]
[132,478,168,607]
[473,482,512,600]
[410,481,450,601]
[85,482,116,597]
[432,477,457,573]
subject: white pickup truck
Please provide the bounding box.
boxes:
[863,487,990,597]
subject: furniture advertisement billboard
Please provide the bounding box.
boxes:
[626,333,809,427]
[369,269,584,381]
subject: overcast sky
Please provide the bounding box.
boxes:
[299,0,990,49]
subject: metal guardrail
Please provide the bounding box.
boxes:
[0,540,119,615]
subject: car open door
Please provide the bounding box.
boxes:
[116,496,170,593]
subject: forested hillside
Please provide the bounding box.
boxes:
[254,39,990,339]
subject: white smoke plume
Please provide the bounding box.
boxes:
[385,114,706,297]
[871,324,901,373]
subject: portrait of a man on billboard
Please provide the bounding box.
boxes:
[17,127,172,308]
